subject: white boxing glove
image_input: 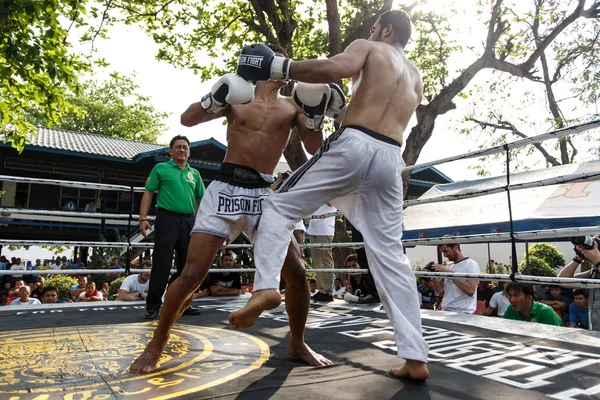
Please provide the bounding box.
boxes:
[201,73,254,114]
[292,82,346,131]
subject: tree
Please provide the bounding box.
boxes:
[463,0,600,175]
[525,242,565,269]
[26,74,169,143]
[519,255,556,277]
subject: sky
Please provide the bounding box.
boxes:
[4,1,598,263]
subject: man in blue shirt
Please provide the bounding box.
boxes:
[569,289,589,329]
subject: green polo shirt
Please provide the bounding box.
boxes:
[145,160,205,215]
[503,301,562,326]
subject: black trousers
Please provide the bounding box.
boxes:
[146,208,195,312]
[351,225,379,299]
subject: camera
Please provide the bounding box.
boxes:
[569,236,600,250]
[425,261,436,271]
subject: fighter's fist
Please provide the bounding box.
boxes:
[201,73,254,114]
[236,44,292,82]
[292,82,347,131]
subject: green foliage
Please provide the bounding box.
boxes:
[108,276,126,300]
[25,75,168,143]
[45,275,77,300]
[486,260,510,275]
[519,256,557,277]
[526,243,565,269]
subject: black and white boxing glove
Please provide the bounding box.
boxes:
[292,82,347,131]
[236,44,292,82]
[200,73,254,114]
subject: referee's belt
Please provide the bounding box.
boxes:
[215,162,273,189]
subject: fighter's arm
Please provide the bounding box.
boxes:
[289,40,371,83]
[294,110,323,155]
[181,103,227,127]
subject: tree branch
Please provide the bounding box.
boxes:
[114,0,178,18]
[341,0,393,50]
[247,0,278,44]
[469,117,561,166]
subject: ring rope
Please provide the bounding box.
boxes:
[0,207,155,221]
[0,175,147,192]
[403,170,600,207]
[0,268,370,275]
[403,118,600,171]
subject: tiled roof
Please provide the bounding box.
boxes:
[24,127,165,160]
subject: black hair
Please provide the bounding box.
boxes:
[309,279,317,284]
[170,135,190,148]
[506,282,536,298]
[42,286,59,295]
[266,44,288,58]
[573,289,589,298]
[378,10,412,47]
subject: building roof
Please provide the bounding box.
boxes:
[20,127,165,160]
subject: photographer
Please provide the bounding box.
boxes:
[558,235,600,331]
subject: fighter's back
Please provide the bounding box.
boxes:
[342,40,422,146]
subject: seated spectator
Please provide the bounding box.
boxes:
[477,281,495,307]
[116,261,151,301]
[343,254,379,304]
[1,282,11,305]
[100,282,109,299]
[482,282,510,317]
[69,257,85,270]
[106,257,122,283]
[240,284,248,295]
[569,289,589,329]
[71,276,88,300]
[78,282,104,302]
[309,279,318,297]
[418,278,436,310]
[10,285,41,305]
[332,278,346,299]
[84,201,96,212]
[541,285,571,324]
[41,286,72,304]
[64,200,76,211]
[10,258,26,285]
[209,252,241,297]
[5,280,25,305]
[31,277,46,299]
[504,282,562,326]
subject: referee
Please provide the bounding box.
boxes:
[139,135,205,319]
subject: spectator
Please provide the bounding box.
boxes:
[477,281,495,307]
[31,277,46,299]
[569,289,589,329]
[306,203,337,300]
[100,282,109,299]
[541,285,571,324]
[504,282,562,326]
[10,258,26,285]
[5,280,25,305]
[106,257,122,283]
[418,278,436,310]
[41,286,72,304]
[78,282,104,302]
[482,282,510,317]
[69,257,85,270]
[10,285,41,305]
[84,201,97,212]
[240,284,248,295]
[332,278,346,299]
[558,239,600,331]
[117,261,152,301]
[209,252,241,297]
[308,279,318,298]
[342,254,378,304]
[1,282,11,305]
[64,200,76,211]
[71,276,88,300]
[431,242,479,314]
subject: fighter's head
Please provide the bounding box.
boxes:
[369,10,411,48]
[258,44,290,88]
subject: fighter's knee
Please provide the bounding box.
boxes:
[282,261,307,285]
[179,269,207,290]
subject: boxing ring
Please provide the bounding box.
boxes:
[1,119,600,399]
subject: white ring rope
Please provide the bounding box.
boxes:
[404,170,600,207]
[0,207,155,221]
[0,175,146,192]
[403,118,600,171]
[3,269,599,288]
[0,226,595,249]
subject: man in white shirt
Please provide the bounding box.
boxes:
[307,203,337,299]
[10,258,26,284]
[332,278,346,299]
[78,282,104,302]
[117,261,152,301]
[432,242,480,313]
[10,285,41,305]
[482,283,510,317]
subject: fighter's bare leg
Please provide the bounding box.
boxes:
[130,232,224,374]
[228,288,281,329]
[389,359,429,381]
[281,238,333,367]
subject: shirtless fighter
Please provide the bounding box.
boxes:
[231,11,430,380]
[130,44,345,373]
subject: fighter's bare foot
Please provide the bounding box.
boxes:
[389,360,429,381]
[129,340,166,374]
[288,340,333,367]
[228,289,281,329]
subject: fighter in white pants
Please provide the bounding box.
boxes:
[231,10,430,381]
